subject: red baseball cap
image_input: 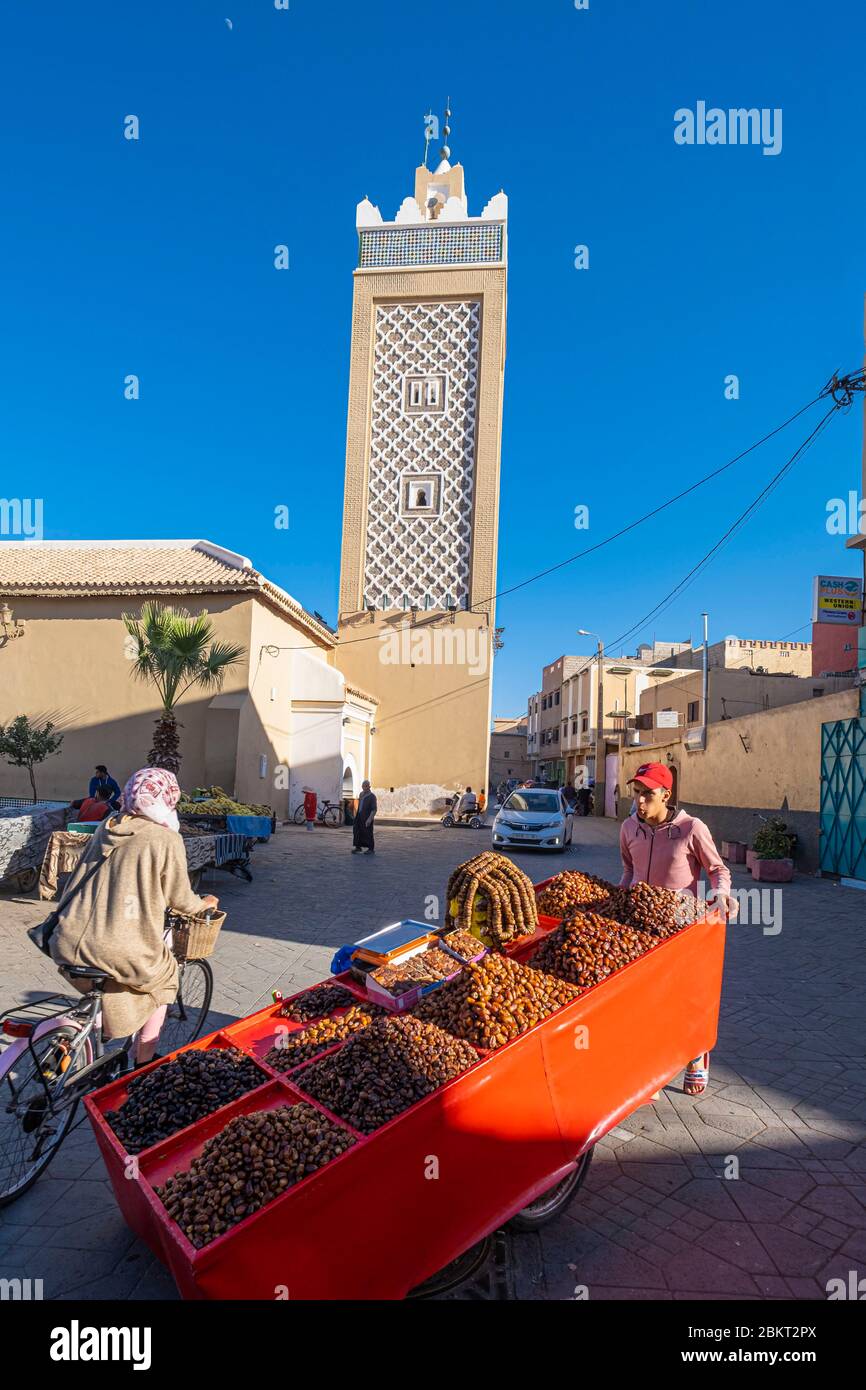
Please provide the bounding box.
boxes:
[628,761,673,791]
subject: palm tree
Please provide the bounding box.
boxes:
[122,602,246,775]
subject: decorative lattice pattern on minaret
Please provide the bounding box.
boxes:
[363,300,480,608]
[358,223,504,269]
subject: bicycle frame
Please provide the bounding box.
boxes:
[0,989,126,1115]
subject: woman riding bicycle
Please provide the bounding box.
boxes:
[49,767,217,1067]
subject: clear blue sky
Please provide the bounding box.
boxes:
[2,0,864,716]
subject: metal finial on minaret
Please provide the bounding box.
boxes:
[439,97,452,164]
[422,110,435,169]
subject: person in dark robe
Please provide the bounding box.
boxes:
[352,780,377,854]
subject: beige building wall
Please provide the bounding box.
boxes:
[662,637,813,676]
[239,600,334,818]
[489,718,531,788]
[637,667,854,743]
[336,612,492,793]
[0,593,251,802]
[0,592,335,819]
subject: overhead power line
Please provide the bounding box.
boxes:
[553,394,846,688]
[601,401,839,658]
[261,368,862,655]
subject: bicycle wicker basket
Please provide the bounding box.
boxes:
[169,909,226,961]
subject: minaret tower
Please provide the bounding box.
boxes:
[336,106,508,798]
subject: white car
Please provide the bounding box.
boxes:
[492,788,575,853]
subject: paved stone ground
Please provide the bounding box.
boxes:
[0,818,864,1301]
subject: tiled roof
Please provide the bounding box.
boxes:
[0,540,336,647]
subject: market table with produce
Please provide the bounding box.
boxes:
[86,856,726,1300]
[0,800,68,892]
[37,822,249,900]
[178,786,275,840]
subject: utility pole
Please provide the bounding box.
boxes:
[578,629,605,816]
[701,611,709,750]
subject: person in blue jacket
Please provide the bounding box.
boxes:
[89,764,121,805]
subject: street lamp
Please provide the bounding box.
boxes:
[578,629,604,816]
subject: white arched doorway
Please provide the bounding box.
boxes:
[342,753,360,799]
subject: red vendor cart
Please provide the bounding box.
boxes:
[85,905,726,1300]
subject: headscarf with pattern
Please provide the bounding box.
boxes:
[120,767,182,833]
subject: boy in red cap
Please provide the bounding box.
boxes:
[620,760,736,1098]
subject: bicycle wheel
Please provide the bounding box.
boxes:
[0,1024,94,1206]
[322,805,343,827]
[161,959,214,1054]
[292,806,306,825]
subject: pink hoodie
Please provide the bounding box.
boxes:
[619,808,731,898]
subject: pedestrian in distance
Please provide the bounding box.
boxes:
[619,761,737,1098]
[352,780,377,854]
[303,786,317,831]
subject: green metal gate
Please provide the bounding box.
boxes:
[820,707,866,880]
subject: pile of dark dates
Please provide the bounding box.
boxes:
[279,984,356,1022]
[536,870,621,918]
[263,1002,383,1071]
[295,1015,477,1134]
[105,1048,265,1154]
[617,881,699,935]
[414,953,579,1050]
[532,912,658,989]
[157,1102,355,1247]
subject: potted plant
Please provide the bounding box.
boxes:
[750,818,796,882]
[721,839,747,864]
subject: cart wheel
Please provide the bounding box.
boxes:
[441,814,454,828]
[468,816,482,829]
[507,1148,594,1231]
[406,1235,493,1299]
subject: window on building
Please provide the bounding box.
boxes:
[687,701,700,723]
[403,373,447,415]
[400,471,441,516]
[553,728,559,741]
[572,719,578,735]
[581,716,588,733]
[554,691,560,705]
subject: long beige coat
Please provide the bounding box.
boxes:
[50,815,207,1037]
